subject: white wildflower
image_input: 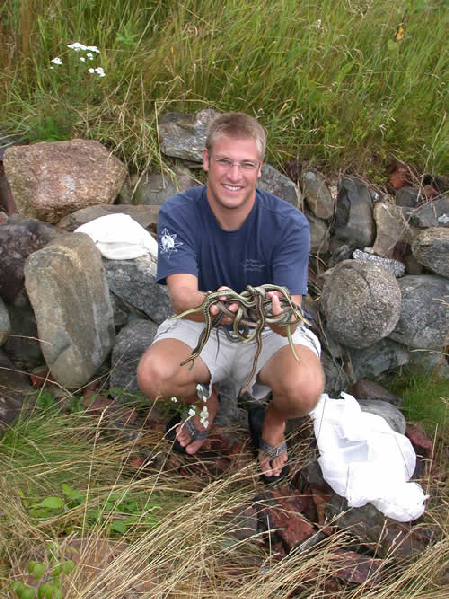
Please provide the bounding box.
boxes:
[200,405,209,428]
[188,408,196,417]
[80,57,86,62]
[86,45,100,53]
[95,67,106,77]
[316,19,322,28]
[67,42,82,52]
[87,52,94,60]
[170,397,178,403]
[51,57,62,65]
[88,68,95,74]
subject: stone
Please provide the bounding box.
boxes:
[301,169,334,220]
[372,202,413,258]
[321,352,349,397]
[2,303,44,370]
[353,249,405,277]
[57,203,160,236]
[405,424,433,459]
[408,196,449,229]
[158,109,218,161]
[349,380,402,407]
[258,163,301,207]
[0,219,62,304]
[103,257,174,324]
[333,549,384,586]
[3,139,127,223]
[24,233,115,388]
[408,348,449,379]
[0,349,35,433]
[304,206,330,254]
[320,260,402,348]
[357,399,406,434]
[0,296,9,345]
[411,227,449,277]
[110,318,159,396]
[389,275,449,349]
[333,178,375,248]
[395,186,419,208]
[133,166,197,205]
[350,338,410,380]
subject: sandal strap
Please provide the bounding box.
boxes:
[184,417,209,441]
[259,438,287,459]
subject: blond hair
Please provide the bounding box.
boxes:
[205,113,266,160]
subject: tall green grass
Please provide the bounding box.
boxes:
[1,0,447,175]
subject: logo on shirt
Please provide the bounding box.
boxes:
[242,258,265,273]
[159,228,183,257]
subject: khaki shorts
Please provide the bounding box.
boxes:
[153,318,321,400]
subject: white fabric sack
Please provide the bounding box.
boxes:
[309,392,429,522]
[75,213,158,260]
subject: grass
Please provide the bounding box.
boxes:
[0,0,448,176]
[0,393,447,598]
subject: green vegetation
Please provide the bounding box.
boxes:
[1,0,447,175]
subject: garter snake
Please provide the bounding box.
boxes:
[176,285,310,395]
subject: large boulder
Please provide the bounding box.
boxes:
[349,338,410,380]
[24,233,115,388]
[333,178,375,248]
[158,109,218,162]
[320,260,402,348]
[372,202,412,258]
[133,166,197,205]
[3,140,127,224]
[389,274,449,350]
[411,227,449,278]
[408,196,449,229]
[258,163,301,207]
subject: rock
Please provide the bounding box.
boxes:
[2,303,44,369]
[3,140,127,223]
[408,348,449,379]
[24,233,115,388]
[110,318,159,396]
[357,399,406,434]
[321,352,349,397]
[103,257,174,324]
[350,338,410,380]
[301,169,334,220]
[228,506,259,541]
[349,380,402,407]
[158,109,218,162]
[333,549,384,586]
[57,203,160,235]
[0,161,16,214]
[411,227,449,277]
[133,166,197,205]
[333,178,375,248]
[395,186,419,208]
[353,249,405,277]
[0,296,9,344]
[320,260,402,348]
[372,202,413,258]
[0,219,62,304]
[0,349,35,432]
[304,207,330,254]
[405,424,433,459]
[389,275,449,349]
[258,163,301,207]
[408,196,449,229]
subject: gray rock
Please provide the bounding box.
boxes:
[395,186,419,208]
[103,257,174,324]
[0,219,62,304]
[110,318,159,396]
[349,380,402,407]
[158,109,218,162]
[357,399,406,434]
[304,207,330,254]
[411,227,449,278]
[133,166,197,205]
[389,275,449,349]
[258,163,300,207]
[0,349,35,433]
[301,169,334,220]
[353,249,405,277]
[350,338,410,380]
[333,178,375,248]
[321,352,349,397]
[24,233,115,388]
[408,348,449,380]
[57,204,160,235]
[372,202,413,258]
[3,304,44,369]
[320,260,402,348]
[0,297,9,345]
[4,140,127,224]
[408,196,449,229]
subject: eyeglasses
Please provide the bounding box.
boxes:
[212,156,260,172]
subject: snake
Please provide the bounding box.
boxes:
[175,284,310,395]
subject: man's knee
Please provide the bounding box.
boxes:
[272,362,324,415]
[137,349,175,398]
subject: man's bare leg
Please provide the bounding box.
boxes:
[137,338,218,454]
[257,344,324,478]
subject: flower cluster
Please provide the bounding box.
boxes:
[50,42,106,77]
[169,383,210,429]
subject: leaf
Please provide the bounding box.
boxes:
[110,520,127,534]
[62,560,76,575]
[27,560,46,580]
[38,496,64,510]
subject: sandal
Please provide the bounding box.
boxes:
[166,412,209,454]
[248,404,289,484]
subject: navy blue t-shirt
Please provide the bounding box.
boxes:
[157,185,310,295]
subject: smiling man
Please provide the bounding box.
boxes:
[137,113,324,483]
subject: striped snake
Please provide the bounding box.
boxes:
[176,284,310,395]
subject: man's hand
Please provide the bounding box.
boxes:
[266,290,299,337]
[209,286,239,326]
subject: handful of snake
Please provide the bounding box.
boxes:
[176,284,310,395]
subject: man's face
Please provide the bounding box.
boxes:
[203,134,263,213]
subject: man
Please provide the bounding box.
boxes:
[137,113,324,482]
